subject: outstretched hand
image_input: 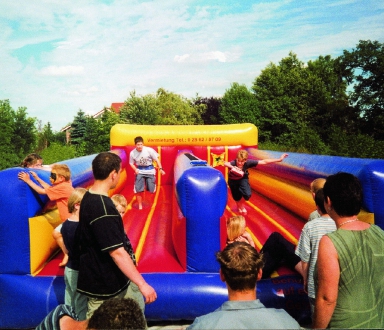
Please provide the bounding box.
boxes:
[280,153,289,161]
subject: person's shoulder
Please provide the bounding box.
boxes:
[264,307,300,327]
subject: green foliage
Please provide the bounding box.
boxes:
[193,95,221,124]
[36,122,54,152]
[40,142,77,164]
[70,109,88,145]
[120,88,203,125]
[2,39,384,163]
[120,91,160,124]
[338,40,384,139]
[219,83,259,125]
[156,88,203,125]
[0,100,35,169]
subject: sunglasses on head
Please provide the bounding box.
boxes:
[50,172,57,181]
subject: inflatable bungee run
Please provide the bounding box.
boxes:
[0,123,383,328]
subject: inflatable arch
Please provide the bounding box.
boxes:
[0,123,383,328]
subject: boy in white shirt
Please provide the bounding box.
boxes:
[129,136,165,210]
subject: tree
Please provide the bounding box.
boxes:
[156,88,203,125]
[36,122,54,152]
[0,100,19,169]
[120,91,160,125]
[194,96,221,124]
[11,106,37,158]
[219,83,259,126]
[338,40,384,139]
[70,109,88,146]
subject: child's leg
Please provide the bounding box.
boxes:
[238,179,252,214]
[136,193,143,210]
[52,226,68,267]
[134,174,145,209]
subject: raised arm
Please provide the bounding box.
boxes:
[313,235,339,329]
[258,153,288,165]
[109,247,157,304]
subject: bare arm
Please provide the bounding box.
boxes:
[258,153,288,165]
[156,159,165,175]
[30,171,51,189]
[224,161,234,169]
[109,247,157,304]
[313,236,339,329]
[18,172,47,195]
[301,261,309,293]
[129,163,139,175]
[240,231,255,248]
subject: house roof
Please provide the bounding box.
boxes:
[110,103,124,113]
[60,102,124,131]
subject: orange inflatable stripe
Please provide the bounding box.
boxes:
[135,147,162,261]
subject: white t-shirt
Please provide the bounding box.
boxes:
[129,146,158,175]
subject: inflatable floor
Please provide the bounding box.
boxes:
[0,123,383,328]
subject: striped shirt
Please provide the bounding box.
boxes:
[36,305,78,330]
[295,216,336,298]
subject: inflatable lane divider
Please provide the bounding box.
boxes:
[245,200,298,245]
[245,227,262,251]
[135,146,163,262]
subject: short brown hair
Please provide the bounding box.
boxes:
[51,164,71,181]
[237,150,248,161]
[216,241,263,291]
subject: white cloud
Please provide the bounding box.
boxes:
[40,65,85,76]
[0,0,383,131]
[205,51,227,63]
[174,54,190,62]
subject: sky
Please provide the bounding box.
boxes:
[1,0,383,131]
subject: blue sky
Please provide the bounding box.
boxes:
[1,0,383,131]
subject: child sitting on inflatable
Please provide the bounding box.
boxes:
[226,215,255,248]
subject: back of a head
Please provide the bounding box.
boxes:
[111,194,128,209]
[68,187,87,213]
[226,215,246,241]
[216,241,263,291]
[87,298,146,330]
[310,178,326,194]
[314,189,327,214]
[323,172,362,217]
[92,152,122,180]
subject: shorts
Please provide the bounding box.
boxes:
[134,173,156,193]
[228,178,251,201]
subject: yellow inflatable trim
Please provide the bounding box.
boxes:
[110,123,258,147]
[29,210,61,275]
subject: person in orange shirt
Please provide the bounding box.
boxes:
[18,164,74,266]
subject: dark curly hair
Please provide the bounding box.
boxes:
[87,298,146,330]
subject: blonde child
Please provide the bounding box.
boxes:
[61,187,88,320]
[111,194,127,217]
[308,178,326,221]
[224,150,288,215]
[18,164,74,266]
[226,215,255,248]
